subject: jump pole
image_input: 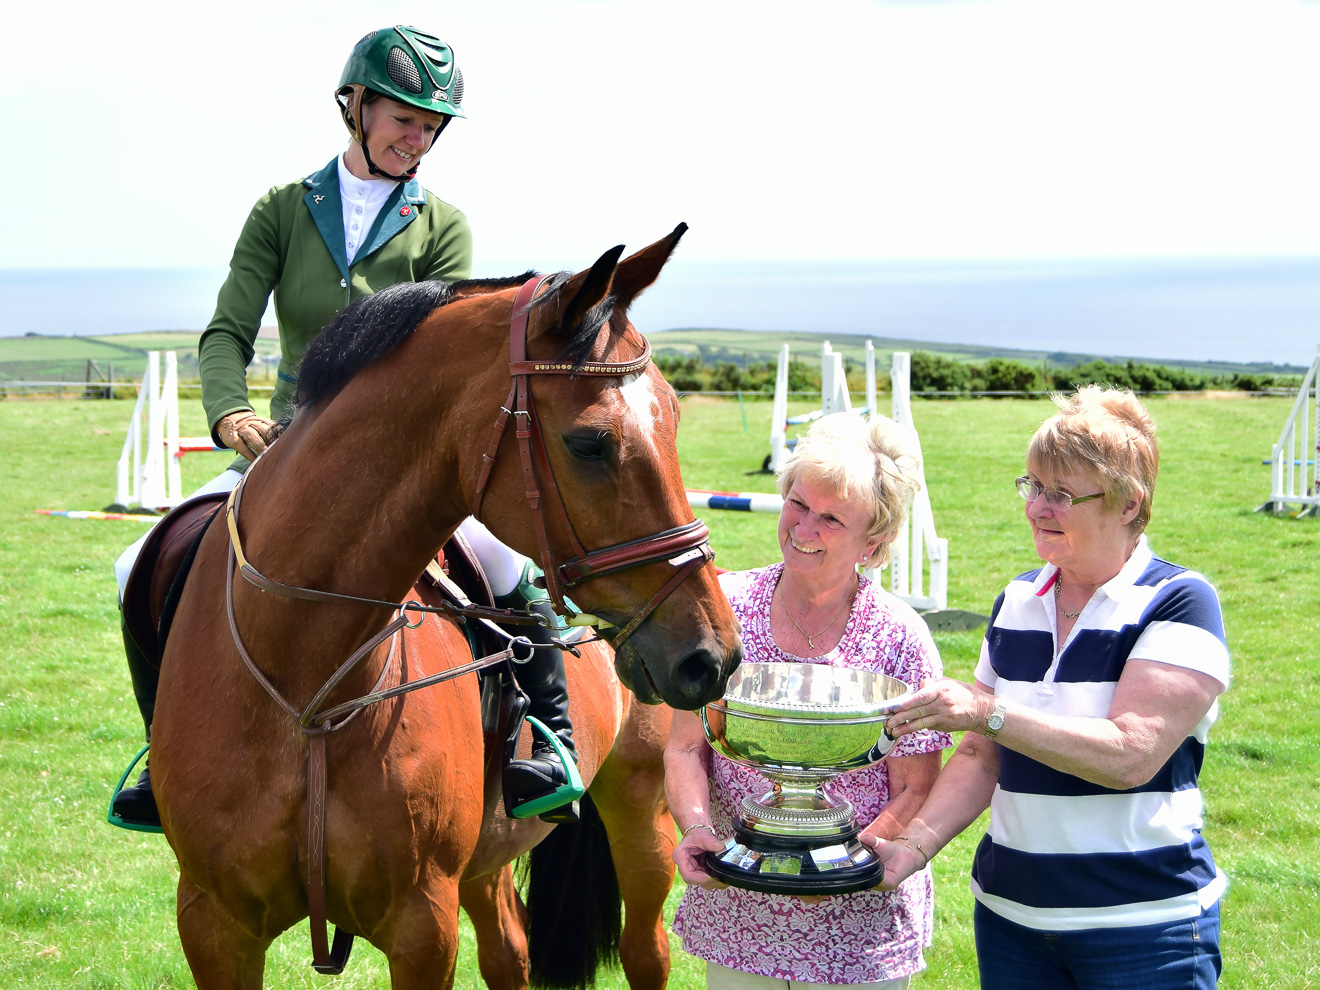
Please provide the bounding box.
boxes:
[36,509,161,523]
[687,490,785,514]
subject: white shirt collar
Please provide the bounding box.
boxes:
[337,154,399,266]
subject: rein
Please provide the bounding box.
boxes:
[471,274,715,651]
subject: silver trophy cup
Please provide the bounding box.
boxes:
[700,661,914,894]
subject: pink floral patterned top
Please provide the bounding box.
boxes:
[672,563,952,984]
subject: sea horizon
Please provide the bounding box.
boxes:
[1,256,1316,368]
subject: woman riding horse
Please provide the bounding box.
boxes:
[112,25,580,828]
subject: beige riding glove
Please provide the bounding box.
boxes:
[216,411,277,461]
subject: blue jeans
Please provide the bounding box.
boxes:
[974,901,1221,990]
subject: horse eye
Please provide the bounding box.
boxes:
[564,435,605,461]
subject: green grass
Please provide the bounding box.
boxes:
[1,394,1316,987]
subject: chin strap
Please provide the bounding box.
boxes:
[361,142,417,182]
[336,88,448,182]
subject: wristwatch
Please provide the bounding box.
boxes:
[985,701,1007,739]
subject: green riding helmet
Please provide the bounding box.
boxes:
[335,26,465,174]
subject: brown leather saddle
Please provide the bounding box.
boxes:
[122,492,229,669]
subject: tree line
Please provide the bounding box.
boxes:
[653,351,1288,395]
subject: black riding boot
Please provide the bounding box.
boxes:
[111,611,161,827]
[499,598,583,824]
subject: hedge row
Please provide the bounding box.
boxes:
[654,352,1286,395]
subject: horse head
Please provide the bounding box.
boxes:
[461,225,742,708]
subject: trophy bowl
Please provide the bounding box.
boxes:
[699,661,914,895]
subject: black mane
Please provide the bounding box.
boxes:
[296,280,453,409]
[452,270,616,370]
[294,269,620,411]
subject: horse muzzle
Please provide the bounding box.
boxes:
[611,627,740,709]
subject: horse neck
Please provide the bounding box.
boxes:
[233,366,499,663]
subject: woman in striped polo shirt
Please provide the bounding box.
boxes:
[870,385,1228,989]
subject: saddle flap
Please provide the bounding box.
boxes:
[121,492,229,667]
[417,533,521,765]
[419,529,495,608]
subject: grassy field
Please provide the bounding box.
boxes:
[0,392,1316,988]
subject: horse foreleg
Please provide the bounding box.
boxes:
[176,869,271,990]
[590,761,676,990]
[378,882,463,990]
[459,866,530,990]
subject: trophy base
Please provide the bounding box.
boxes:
[702,825,883,895]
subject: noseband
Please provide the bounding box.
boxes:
[471,274,714,651]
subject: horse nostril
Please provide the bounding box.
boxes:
[670,649,726,707]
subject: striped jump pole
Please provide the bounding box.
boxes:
[36,509,161,523]
[176,438,223,456]
[686,490,784,514]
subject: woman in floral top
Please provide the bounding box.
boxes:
[667,413,952,989]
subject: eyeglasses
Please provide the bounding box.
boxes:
[1015,476,1105,510]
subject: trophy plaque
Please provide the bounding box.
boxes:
[699,661,913,895]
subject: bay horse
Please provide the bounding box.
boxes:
[149,225,741,989]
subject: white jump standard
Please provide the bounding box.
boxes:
[767,341,878,473]
[115,351,222,512]
[1258,343,1320,516]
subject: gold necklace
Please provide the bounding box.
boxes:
[1054,576,1083,619]
[783,583,856,651]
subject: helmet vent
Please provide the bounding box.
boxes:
[386,46,424,93]
[416,38,452,71]
[451,67,464,107]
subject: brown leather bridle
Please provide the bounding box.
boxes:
[471,274,714,651]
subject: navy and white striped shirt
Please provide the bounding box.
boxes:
[971,536,1230,931]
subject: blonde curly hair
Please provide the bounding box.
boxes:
[1028,385,1159,534]
[777,412,923,570]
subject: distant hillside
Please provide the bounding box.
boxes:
[0,330,280,382]
[643,328,1310,378]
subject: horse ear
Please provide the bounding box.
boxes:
[610,222,688,310]
[533,243,625,339]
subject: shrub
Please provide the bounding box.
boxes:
[981,358,1042,392]
[910,351,970,392]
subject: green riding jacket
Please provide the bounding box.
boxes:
[198,156,472,465]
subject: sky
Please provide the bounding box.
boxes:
[6,0,1320,274]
